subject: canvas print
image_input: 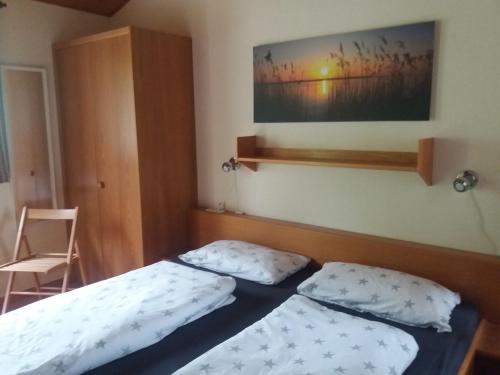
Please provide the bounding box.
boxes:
[254,21,436,122]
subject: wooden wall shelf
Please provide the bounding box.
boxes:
[236,136,434,185]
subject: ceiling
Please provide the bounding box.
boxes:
[33,0,130,17]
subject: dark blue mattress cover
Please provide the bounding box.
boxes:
[87,260,479,375]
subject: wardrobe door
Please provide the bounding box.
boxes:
[92,34,144,277]
[55,43,104,282]
[131,29,197,263]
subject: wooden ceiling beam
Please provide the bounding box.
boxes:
[33,0,130,17]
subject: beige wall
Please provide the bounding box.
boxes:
[113,0,500,256]
[0,0,109,295]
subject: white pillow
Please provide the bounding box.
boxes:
[297,262,460,332]
[179,240,310,285]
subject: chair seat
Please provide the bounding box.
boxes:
[0,256,69,274]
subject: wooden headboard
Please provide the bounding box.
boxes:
[188,209,500,323]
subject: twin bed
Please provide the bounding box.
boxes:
[2,209,499,374]
[90,259,479,375]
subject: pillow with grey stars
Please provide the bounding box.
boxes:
[179,240,310,284]
[297,262,460,332]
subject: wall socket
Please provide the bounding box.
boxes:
[216,201,226,212]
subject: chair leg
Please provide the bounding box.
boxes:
[74,243,88,286]
[2,272,16,315]
[61,264,72,293]
[32,273,42,300]
[78,260,88,286]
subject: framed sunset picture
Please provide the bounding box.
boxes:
[253,21,436,122]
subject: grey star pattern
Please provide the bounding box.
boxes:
[364,325,374,331]
[287,342,297,349]
[281,326,290,334]
[200,363,214,373]
[294,358,305,365]
[378,340,387,348]
[339,332,348,338]
[259,344,269,352]
[95,340,106,349]
[391,284,401,291]
[121,346,131,355]
[364,361,376,372]
[351,344,361,351]
[389,366,398,375]
[370,293,380,303]
[52,360,67,374]
[401,344,410,353]
[305,324,315,330]
[131,322,142,331]
[335,366,347,373]
[329,318,338,325]
[328,273,337,280]
[339,288,349,296]
[307,282,319,291]
[323,351,334,359]
[314,338,324,345]
[359,278,368,285]
[264,359,276,369]
[404,299,415,309]
[230,345,241,353]
[297,309,306,315]
[426,295,434,302]
[255,327,264,335]
[233,361,245,370]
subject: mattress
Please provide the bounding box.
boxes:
[87,260,480,375]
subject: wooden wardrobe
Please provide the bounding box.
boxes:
[54,27,197,282]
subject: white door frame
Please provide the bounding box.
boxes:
[0,64,57,211]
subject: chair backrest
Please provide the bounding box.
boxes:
[26,208,78,221]
[15,206,79,261]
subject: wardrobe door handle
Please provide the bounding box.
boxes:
[30,170,35,177]
[99,181,106,189]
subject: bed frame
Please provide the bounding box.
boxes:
[188,208,500,323]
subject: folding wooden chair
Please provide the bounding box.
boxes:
[0,206,87,314]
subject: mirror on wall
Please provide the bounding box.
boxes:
[0,65,56,215]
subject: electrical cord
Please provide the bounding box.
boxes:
[470,190,499,255]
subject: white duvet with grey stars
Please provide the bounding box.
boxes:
[174,294,418,375]
[0,261,236,375]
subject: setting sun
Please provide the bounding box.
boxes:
[320,66,329,76]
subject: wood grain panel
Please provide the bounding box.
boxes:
[131,28,197,264]
[236,136,257,171]
[92,33,143,277]
[34,0,130,16]
[189,209,500,323]
[54,43,104,282]
[236,136,434,183]
[55,26,197,280]
[417,138,434,185]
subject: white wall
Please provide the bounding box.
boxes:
[113,0,500,256]
[0,0,109,294]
